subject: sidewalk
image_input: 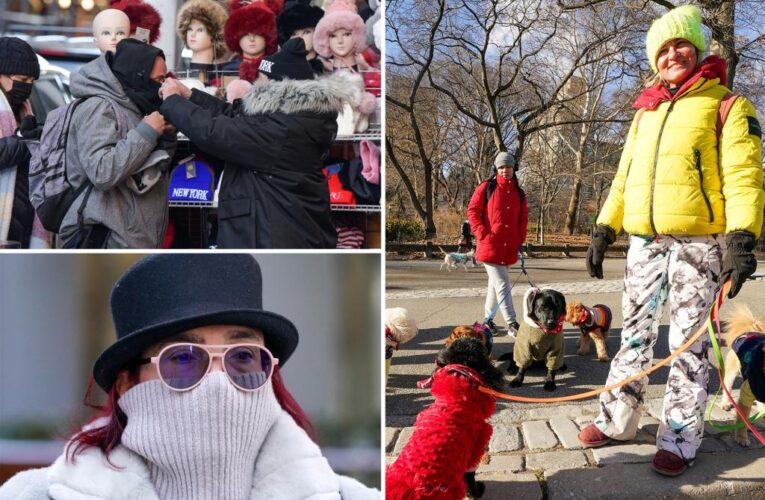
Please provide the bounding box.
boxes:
[385,260,765,499]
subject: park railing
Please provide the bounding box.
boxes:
[386,241,629,258]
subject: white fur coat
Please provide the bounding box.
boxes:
[0,411,379,500]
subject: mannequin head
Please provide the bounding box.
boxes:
[176,0,230,64]
[92,9,131,53]
[239,33,266,59]
[291,27,315,56]
[186,19,213,52]
[328,28,354,58]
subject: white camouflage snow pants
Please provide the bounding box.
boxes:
[594,234,722,462]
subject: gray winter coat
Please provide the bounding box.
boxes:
[59,55,175,249]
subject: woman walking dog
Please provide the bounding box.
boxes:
[579,5,764,476]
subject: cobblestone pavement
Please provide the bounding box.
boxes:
[385,258,765,499]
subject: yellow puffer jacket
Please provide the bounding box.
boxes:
[598,76,764,238]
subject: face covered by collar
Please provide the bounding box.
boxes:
[107,38,165,115]
[732,333,765,402]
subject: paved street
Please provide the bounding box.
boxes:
[385,257,765,499]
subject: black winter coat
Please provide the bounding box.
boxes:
[161,72,365,248]
[0,135,33,247]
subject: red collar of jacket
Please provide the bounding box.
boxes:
[496,174,516,190]
[633,55,727,111]
[417,363,486,389]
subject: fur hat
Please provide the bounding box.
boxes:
[314,0,368,58]
[111,0,162,44]
[224,2,278,56]
[230,0,285,15]
[385,307,418,345]
[277,0,325,46]
[176,0,229,58]
[645,4,706,72]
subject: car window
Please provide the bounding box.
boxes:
[29,75,70,124]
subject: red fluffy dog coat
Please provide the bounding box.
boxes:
[386,365,495,499]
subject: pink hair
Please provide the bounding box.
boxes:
[66,365,314,462]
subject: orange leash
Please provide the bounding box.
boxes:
[479,281,731,403]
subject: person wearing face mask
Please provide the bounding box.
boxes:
[578,5,764,477]
[158,38,370,249]
[0,37,46,249]
[0,254,380,499]
[57,38,176,249]
[467,151,528,339]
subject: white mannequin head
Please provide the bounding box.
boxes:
[239,33,266,59]
[328,28,354,58]
[92,9,131,53]
[187,19,215,63]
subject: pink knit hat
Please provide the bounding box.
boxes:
[313,0,368,58]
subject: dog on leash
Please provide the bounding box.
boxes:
[565,301,612,362]
[386,337,505,499]
[505,287,567,391]
[385,307,419,380]
[716,304,765,446]
[439,246,475,272]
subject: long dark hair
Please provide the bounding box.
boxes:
[66,365,314,463]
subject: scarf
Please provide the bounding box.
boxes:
[118,373,281,500]
[0,91,50,247]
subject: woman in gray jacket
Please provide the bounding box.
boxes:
[59,38,176,249]
[0,254,379,499]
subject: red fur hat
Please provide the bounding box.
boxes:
[224,3,278,56]
[111,0,162,44]
[230,0,284,15]
[313,0,368,58]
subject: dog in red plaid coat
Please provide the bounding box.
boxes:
[386,337,505,499]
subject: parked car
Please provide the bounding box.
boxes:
[29,55,73,124]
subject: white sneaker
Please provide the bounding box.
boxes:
[507,321,520,338]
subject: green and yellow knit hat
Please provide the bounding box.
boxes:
[645,4,706,72]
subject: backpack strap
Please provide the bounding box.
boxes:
[484,176,497,204]
[717,92,738,142]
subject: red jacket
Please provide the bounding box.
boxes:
[467,175,528,266]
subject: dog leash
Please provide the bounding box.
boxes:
[704,289,765,445]
[478,280,734,404]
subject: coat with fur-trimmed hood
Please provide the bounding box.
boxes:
[160,72,367,248]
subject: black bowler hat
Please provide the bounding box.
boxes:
[93,254,299,391]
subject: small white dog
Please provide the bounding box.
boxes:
[438,246,475,272]
[385,307,419,380]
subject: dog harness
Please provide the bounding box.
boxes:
[577,304,613,334]
[732,332,765,402]
[417,364,486,389]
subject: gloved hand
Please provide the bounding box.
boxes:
[17,116,42,140]
[722,231,757,298]
[586,225,616,279]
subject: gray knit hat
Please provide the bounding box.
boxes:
[0,37,40,79]
[494,152,516,169]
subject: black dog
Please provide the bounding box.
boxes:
[503,287,567,391]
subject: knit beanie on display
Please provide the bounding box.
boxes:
[645,4,706,72]
[176,0,230,57]
[111,0,162,44]
[277,0,325,46]
[258,37,314,80]
[0,37,40,78]
[313,0,368,58]
[224,1,278,56]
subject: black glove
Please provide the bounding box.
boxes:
[17,116,42,140]
[722,231,757,298]
[586,225,616,279]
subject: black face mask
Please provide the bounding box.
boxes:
[4,80,33,110]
